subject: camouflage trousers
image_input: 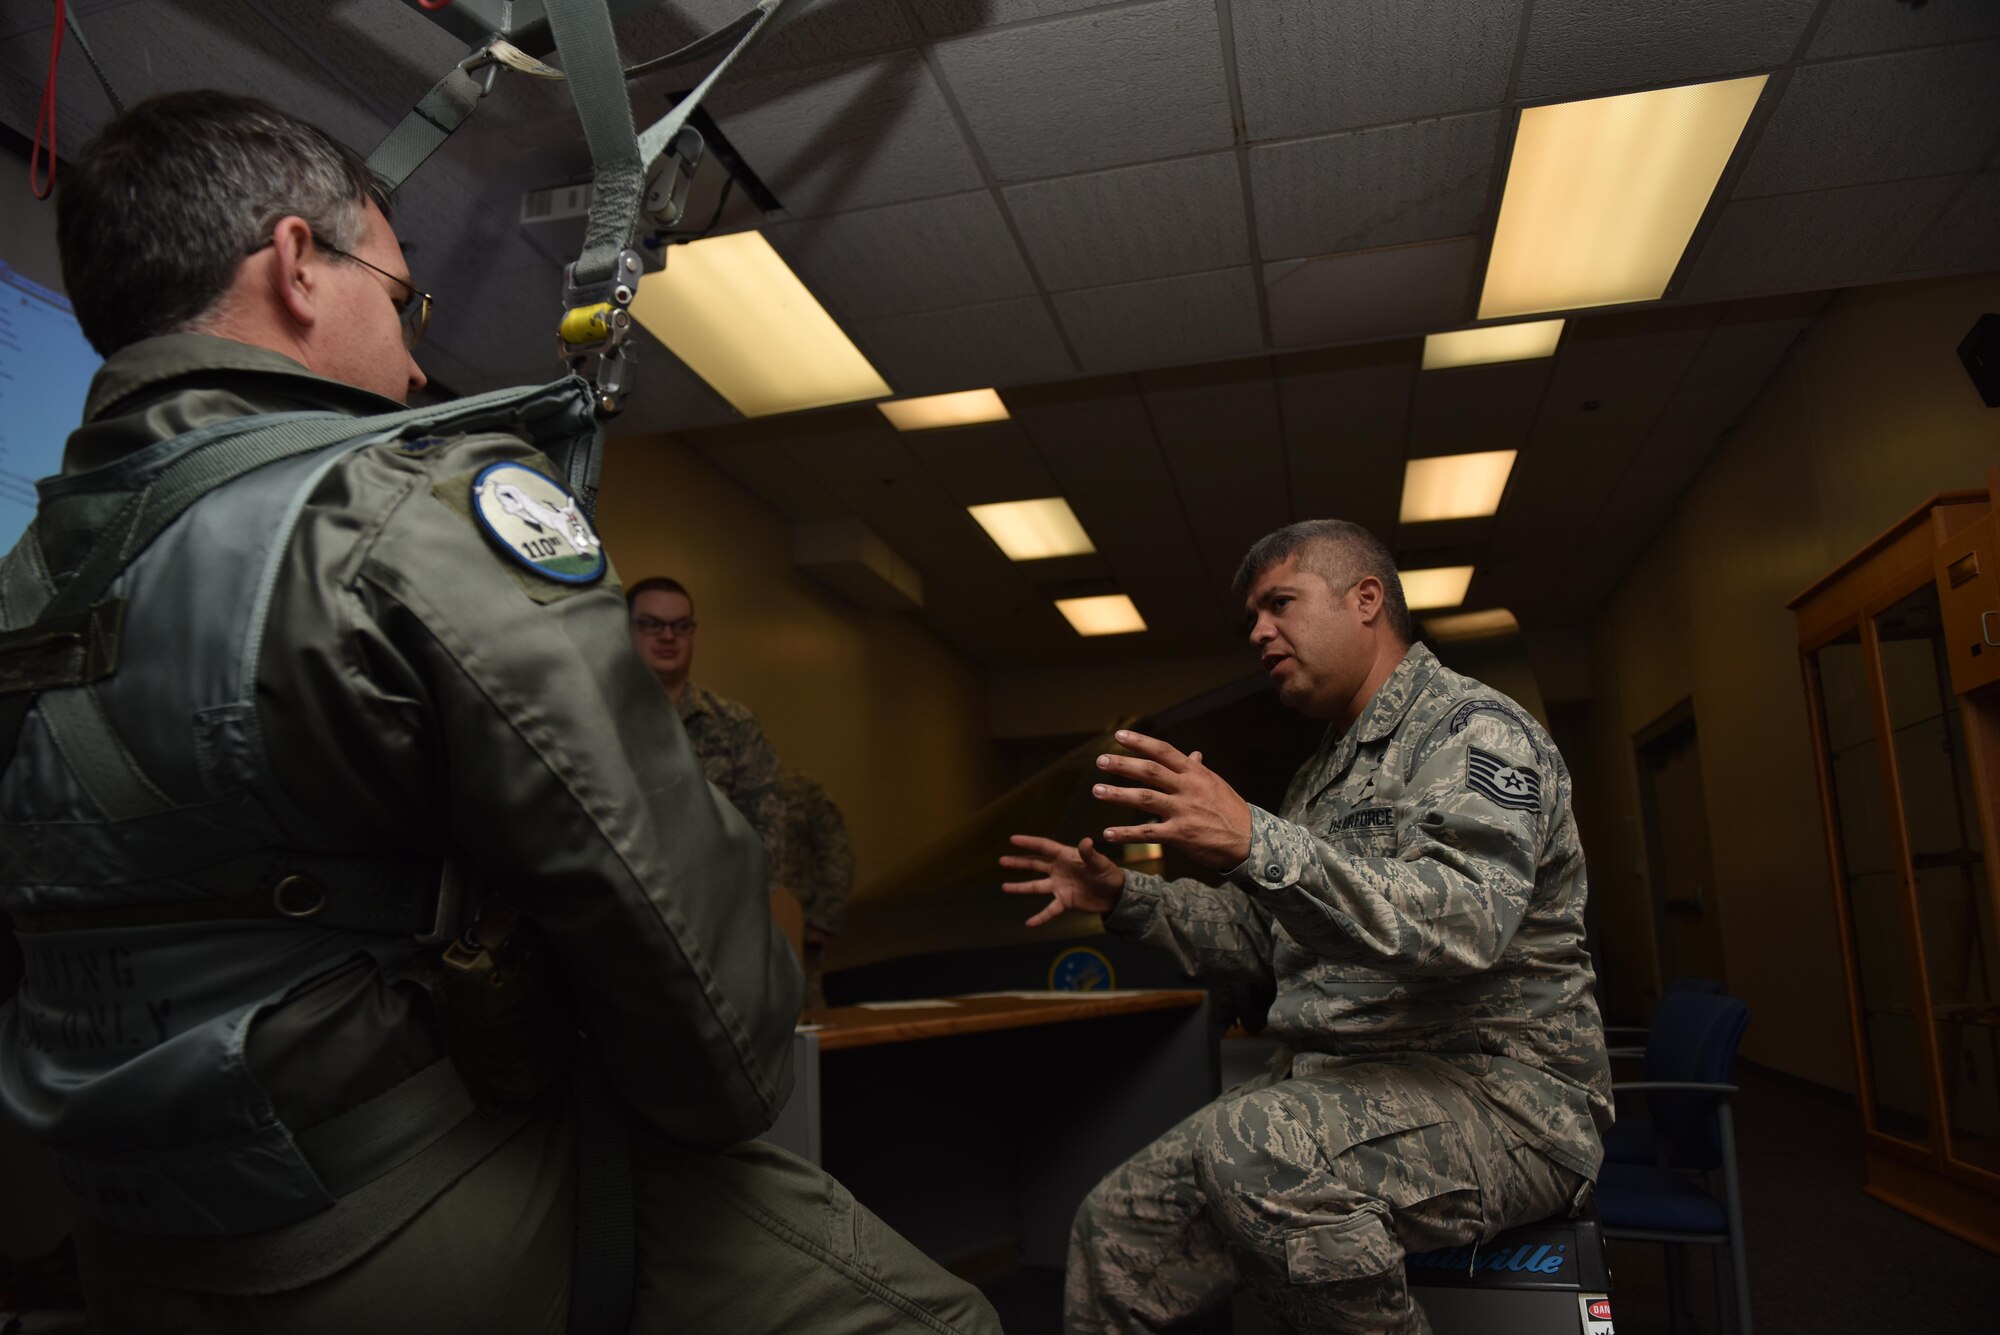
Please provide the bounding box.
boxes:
[1065,1056,1586,1335]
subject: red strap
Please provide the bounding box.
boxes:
[30,0,67,201]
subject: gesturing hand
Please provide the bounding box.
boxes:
[1000,835,1126,928]
[1092,730,1252,872]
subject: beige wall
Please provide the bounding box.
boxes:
[596,433,1002,883]
[1587,272,2000,1091]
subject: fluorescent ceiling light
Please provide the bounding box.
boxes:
[1422,320,1565,370]
[878,389,1010,431]
[1425,608,1520,642]
[1479,75,1766,319]
[1056,594,1147,637]
[628,230,890,417]
[1401,566,1475,611]
[968,497,1096,561]
[1400,451,1518,523]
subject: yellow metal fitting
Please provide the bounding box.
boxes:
[560,303,615,350]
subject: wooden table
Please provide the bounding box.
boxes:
[763,989,1215,1269]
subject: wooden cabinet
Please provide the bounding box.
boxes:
[1936,505,2000,696]
[1790,468,2000,1255]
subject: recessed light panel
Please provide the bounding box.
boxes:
[1400,451,1518,524]
[1479,75,1766,319]
[968,498,1096,561]
[1422,320,1565,370]
[878,389,1010,431]
[1400,566,1475,611]
[628,230,890,417]
[1425,608,1520,642]
[1056,594,1147,636]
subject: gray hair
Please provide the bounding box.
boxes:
[1231,519,1413,644]
[57,90,390,357]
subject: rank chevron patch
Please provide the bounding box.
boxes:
[1468,747,1541,811]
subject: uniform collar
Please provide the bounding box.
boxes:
[82,333,401,424]
[1352,641,1441,745]
[676,680,716,723]
[1314,642,1441,786]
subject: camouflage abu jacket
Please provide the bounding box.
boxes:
[773,771,854,937]
[1106,642,1611,1179]
[678,681,786,873]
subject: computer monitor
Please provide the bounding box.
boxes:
[0,258,101,554]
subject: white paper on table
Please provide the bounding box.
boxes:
[854,999,959,1010]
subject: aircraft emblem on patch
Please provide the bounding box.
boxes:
[1467,747,1541,811]
[470,462,606,584]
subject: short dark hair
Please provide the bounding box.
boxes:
[1232,519,1413,644]
[625,576,691,612]
[56,90,390,357]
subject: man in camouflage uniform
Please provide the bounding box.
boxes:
[1004,519,1608,1334]
[626,576,786,870]
[774,768,855,1008]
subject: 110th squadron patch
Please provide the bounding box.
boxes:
[470,462,606,584]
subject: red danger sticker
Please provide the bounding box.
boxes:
[1589,1299,1613,1320]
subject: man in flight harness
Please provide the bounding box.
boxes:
[0,90,998,1334]
[1005,520,1610,1335]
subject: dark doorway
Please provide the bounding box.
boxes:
[1635,703,1728,992]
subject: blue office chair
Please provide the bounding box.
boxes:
[1603,977,1729,1165]
[1594,990,1752,1335]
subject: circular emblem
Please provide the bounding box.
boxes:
[1048,945,1115,992]
[470,462,606,584]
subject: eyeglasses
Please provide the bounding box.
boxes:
[631,615,696,637]
[247,231,433,350]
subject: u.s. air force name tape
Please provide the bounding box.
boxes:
[1467,746,1541,811]
[470,461,606,584]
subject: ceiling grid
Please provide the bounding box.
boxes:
[4,0,1996,668]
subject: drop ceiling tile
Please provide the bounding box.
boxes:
[899,420,1062,506]
[934,0,1233,181]
[1053,268,1264,374]
[707,53,985,216]
[1264,238,1477,348]
[1012,387,1228,636]
[919,1,1109,39]
[1251,111,1502,260]
[1231,0,1523,140]
[848,298,1076,395]
[1808,0,2000,59]
[0,0,132,44]
[1735,42,2000,197]
[1004,153,1251,291]
[615,0,913,75]
[1278,355,1414,537]
[1516,0,1816,101]
[1656,323,1805,438]
[1408,359,1551,454]
[683,434,849,521]
[765,192,1036,321]
[1139,367,1290,597]
[1682,176,1963,301]
[1528,329,1709,451]
[1900,172,2000,274]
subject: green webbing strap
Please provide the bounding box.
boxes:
[367,65,488,193]
[633,1,794,176]
[545,0,644,287]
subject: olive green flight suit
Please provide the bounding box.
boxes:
[0,335,997,1335]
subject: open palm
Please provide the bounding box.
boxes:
[1000,834,1126,927]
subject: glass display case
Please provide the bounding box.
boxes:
[1791,467,2000,1253]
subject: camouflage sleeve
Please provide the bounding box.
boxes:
[1229,710,1552,975]
[1103,871,1277,984]
[726,711,788,878]
[803,792,854,936]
